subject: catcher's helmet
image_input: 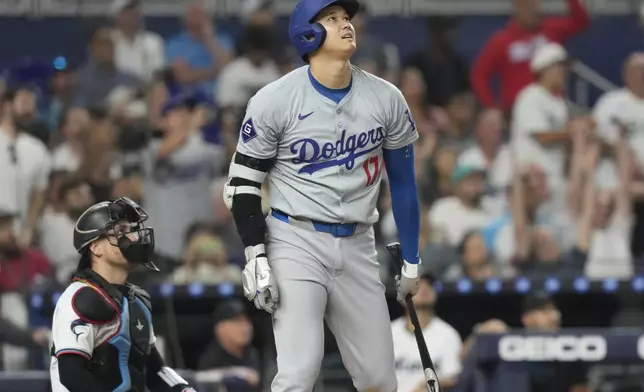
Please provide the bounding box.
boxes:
[288,0,360,63]
[74,197,158,271]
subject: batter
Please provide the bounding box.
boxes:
[223,0,422,390]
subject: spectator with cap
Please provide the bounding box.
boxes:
[351,3,400,82]
[142,93,225,261]
[39,177,94,284]
[471,0,589,112]
[428,165,493,246]
[165,1,234,99]
[521,291,588,392]
[391,274,462,391]
[110,0,165,84]
[74,25,142,109]
[512,43,588,192]
[198,300,261,392]
[0,87,51,247]
[41,59,76,134]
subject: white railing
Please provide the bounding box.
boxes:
[568,61,619,110]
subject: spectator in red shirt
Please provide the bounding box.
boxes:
[0,210,51,293]
[470,0,589,111]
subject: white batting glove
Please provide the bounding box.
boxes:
[396,259,420,303]
[241,244,279,313]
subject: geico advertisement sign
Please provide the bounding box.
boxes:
[498,335,607,361]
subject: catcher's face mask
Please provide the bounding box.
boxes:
[104,197,158,271]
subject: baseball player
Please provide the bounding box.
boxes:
[49,197,196,392]
[223,0,421,390]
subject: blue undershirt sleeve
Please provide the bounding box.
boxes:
[382,144,421,264]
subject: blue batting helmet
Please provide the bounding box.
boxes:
[288,0,360,63]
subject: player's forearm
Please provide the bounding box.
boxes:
[57,354,112,392]
[383,145,420,264]
[146,346,194,391]
[226,152,272,248]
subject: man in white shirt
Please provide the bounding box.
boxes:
[391,274,462,391]
[0,87,51,246]
[217,25,281,109]
[39,177,95,284]
[110,0,165,84]
[594,52,644,169]
[512,42,570,191]
[428,165,492,246]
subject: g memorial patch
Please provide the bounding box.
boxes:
[241,118,258,144]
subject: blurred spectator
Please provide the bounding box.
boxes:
[443,231,507,281]
[0,88,51,246]
[471,0,589,111]
[142,94,225,260]
[352,3,400,82]
[110,0,165,84]
[216,22,281,110]
[520,292,588,392]
[239,0,295,75]
[400,66,439,138]
[484,160,586,275]
[0,211,50,293]
[579,133,634,278]
[428,165,491,246]
[51,107,90,172]
[436,92,476,147]
[594,52,644,172]
[407,16,469,107]
[170,224,242,285]
[77,108,119,202]
[41,64,75,134]
[423,144,458,202]
[511,43,573,191]
[0,319,49,351]
[4,86,49,146]
[391,274,462,390]
[458,109,512,198]
[39,177,94,284]
[74,26,142,109]
[198,300,261,392]
[165,1,234,99]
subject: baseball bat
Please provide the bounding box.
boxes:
[386,242,441,392]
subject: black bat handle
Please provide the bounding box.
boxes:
[386,242,441,392]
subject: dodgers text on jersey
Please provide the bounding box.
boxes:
[291,127,385,174]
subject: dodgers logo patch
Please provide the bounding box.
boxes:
[241,118,257,143]
[290,127,386,174]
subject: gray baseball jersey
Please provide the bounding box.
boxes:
[235,65,419,224]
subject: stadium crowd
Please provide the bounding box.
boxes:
[0,0,640,390]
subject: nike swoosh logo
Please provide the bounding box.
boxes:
[298,112,314,121]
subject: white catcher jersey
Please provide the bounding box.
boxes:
[49,281,156,392]
[235,65,419,224]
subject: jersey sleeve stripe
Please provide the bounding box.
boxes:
[55,349,91,359]
[229,162,267,183]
